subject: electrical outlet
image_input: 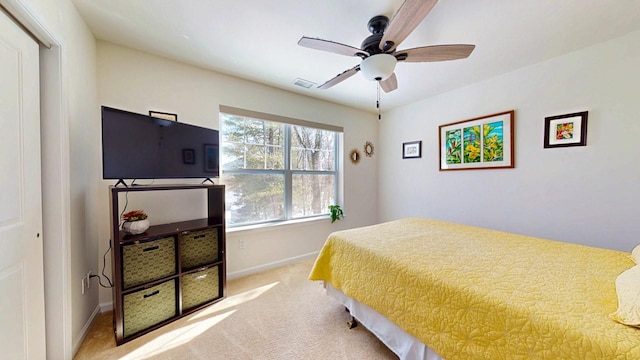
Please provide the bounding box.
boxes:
[81,271,92,295]
[239,239,245,249]
[86,271,92,289]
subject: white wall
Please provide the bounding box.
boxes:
[65,13,101,355]
[96,42,378,306]
[378,30,640,252]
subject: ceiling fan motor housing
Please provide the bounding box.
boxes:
[361,34,384,54]
[361,15,389,54]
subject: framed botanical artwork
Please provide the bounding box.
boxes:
[439,110,514,171]
[149,110,178,122]
[402,141,422,159]
[543,111,588,148]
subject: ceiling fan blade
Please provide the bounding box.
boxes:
[396,44,475,62]
[379,0,438,52]
[379,73,398,93]
[317,65,361,90]
[298,37,368,57]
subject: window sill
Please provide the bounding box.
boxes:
[226,215,330,234]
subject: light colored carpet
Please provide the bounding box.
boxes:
[74,258,398,359]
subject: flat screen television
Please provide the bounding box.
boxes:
[101,106,219,181]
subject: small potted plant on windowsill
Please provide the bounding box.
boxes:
[121,210,150,235]
[328,205,344,223]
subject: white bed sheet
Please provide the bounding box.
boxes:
[326,283,444,360]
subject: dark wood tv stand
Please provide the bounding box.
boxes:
[109,184,226,345]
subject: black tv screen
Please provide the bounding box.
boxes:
[101,106,219,180]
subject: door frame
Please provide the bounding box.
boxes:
[0,1,72,359]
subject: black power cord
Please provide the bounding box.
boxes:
[96,178,154,288]
[89,239,114,288]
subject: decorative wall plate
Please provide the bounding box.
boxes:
[350,149,361,164]
[364,141,375,157]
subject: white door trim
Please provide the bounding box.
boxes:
[0,0,54,47]
[41,44,73,359]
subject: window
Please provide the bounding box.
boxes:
[220,106,342,227]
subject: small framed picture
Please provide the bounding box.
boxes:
[544,111,588,148]
[182,148,195,164]
[403,141,422,159]
[149,110,178,122]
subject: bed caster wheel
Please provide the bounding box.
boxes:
[347,317,358,329]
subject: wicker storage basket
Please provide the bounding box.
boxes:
[122,236,176,289]
[181,228,219,270]
[181,266,221,311]
[123,279,176,337]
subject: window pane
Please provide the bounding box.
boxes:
[221,114,284,170]
[221,110,340,227]
[290,126,335,171]
[292,174,335,218]
[224,173,284,225]
[243,144,284,169]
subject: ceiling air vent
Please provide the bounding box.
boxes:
[292,78,316,89]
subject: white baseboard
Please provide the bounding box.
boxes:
[72,304,101,356]
[227,251,319,280]
[100,301,113,313]
[96,252,319,315]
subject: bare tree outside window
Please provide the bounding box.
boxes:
[220,113,338,226]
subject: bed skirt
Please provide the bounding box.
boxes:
[326,283,444,360]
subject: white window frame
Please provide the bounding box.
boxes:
[219,106,343,227]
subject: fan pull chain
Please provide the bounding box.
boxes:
[377,82,381,121]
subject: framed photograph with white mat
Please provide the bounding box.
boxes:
[544,111,588,148]
[402,141,421,159]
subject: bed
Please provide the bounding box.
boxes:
[309,218,640,359]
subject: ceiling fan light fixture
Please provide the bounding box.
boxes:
[360,54,397,81]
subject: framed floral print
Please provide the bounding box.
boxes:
[543,111,588,148]
[439,110,515,171]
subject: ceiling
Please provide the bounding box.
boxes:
[71,0,640,113]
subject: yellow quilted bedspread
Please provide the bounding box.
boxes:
[309,218,640,359]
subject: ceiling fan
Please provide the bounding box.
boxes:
[298,0,475,93]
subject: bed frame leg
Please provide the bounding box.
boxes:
[347,316,358,329]
[344,307,358,328]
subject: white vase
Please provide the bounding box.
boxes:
[122,218,150,235]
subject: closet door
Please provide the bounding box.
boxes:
[0,9,46,359]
